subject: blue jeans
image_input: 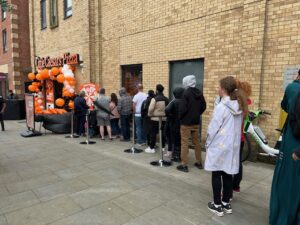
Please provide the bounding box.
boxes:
[121,115,130,140]
[111,118,121,136]
[135,116,146,144]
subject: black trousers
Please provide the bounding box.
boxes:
[233,141,244,190]
[212,171,233,205]
[166,122,181,157]
[150,120,166,149]
[76,115,86,136]
[0,113,4,131]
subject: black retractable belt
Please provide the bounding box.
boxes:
[124,114,143,154]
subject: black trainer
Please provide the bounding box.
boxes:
[176,165,189,173]
[171,156,181,162]
[208,202,224,217]
[222,202,232,214]
[194,162,203,169]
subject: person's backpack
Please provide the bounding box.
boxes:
[141,99,149,119]
[289,91,300,139]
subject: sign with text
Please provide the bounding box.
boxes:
[25,94,35,130]
[35,53,80,69]
[283,66,300,90]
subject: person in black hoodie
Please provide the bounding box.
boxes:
[165,87,185,162]
[74,91,89,136]
[177,75,206,172]
[141,90,155,147]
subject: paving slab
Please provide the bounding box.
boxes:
[5,196,81,225]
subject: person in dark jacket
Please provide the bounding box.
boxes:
[165,87,185,162]
[0,96,6,131]
[141,90,155,147]
[177,75,206,172]
[118,88,132,141]
[74,91,89,136]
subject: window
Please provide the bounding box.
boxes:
[1,8,6,21]
[40,0,47,29]
[64,0,72,19]
[2,29,7,53]
[50,0,58,28]
[121,64,143,96]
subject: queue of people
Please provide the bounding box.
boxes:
[72,71,300,222]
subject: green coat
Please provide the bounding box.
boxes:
[270,80,300,225]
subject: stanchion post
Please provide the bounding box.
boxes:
[150,116,172,167]
[65,110,79,138]
[80,111,96,145]
[124,114,143,153]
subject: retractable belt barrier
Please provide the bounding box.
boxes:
[65,110,79,138]
[124,114,143,154]
[80,111,96,145]
[150,116,172,167]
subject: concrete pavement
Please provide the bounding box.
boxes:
[0,121,274,225]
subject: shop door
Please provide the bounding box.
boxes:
[121,64,142,96]
[169,59,204,137]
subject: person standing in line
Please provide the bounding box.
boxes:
[0,96,7,131]
[74,91,89,136]
[7,90,18,99]
[165,87,185,162]
[269,70,300,225]
[232,80,252,195]
[94,88,112,141]
[141,90,155,148]
[145,84,169,153]
[118,87,132,142]
[133,84,148,146]
[205,76,247,217]
[177,75,206,172]
[110,93,121,138]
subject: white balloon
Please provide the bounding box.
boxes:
[65,85,71,89]
[37,99,43,104]
[40,106,44,109]
[69,88,75,93]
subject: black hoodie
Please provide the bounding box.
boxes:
[179,87,206,125]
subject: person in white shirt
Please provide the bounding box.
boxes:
[133,84,148,145]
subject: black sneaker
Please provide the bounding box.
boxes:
[171,156,181,162]
[222,202,232,214]
[176,165,189,173]
[194,162,203,169]
[208,202,224,217]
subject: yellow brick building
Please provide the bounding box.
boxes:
[29,0,300,144]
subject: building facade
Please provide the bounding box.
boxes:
[29,0,300,143]
[0,0,31,98]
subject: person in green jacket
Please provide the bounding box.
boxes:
[270,70,300,225]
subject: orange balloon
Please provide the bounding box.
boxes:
[42,69,49,79]
[28,73,35,80]
[51,67,59,76]
[36,73,43,81]
[55,98,65,107]
[68,80,76,86]
[65,76,74,82]
[28,85,36,92]
[59,67,63,73]
[68,101,74,109]
[56,74,65,83]
[50,75,56,81]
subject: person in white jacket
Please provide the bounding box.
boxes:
[205,76,248,217]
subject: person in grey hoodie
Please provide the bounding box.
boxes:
[205,76,248,217]
[118,88,132,141]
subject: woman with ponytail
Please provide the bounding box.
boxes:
[205,76,247,217]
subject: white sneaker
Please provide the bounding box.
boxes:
[145,147,155,154]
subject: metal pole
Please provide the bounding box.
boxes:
[124,114,143,154]
[80,111,96,145]
[65,110,79,138]
[150,116,172,167]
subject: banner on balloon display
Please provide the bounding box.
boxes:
[79,83,100,108]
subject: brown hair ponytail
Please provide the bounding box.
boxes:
[220,76,248,112]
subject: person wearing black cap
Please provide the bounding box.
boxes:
[0,96,6,131]
[146,84,169,153]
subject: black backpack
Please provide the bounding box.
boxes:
[289,91,300,139]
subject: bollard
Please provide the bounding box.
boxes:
[124,114,143,154]
[65,110,79,138]
[150,116,172,167]
[80,111,96,145]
